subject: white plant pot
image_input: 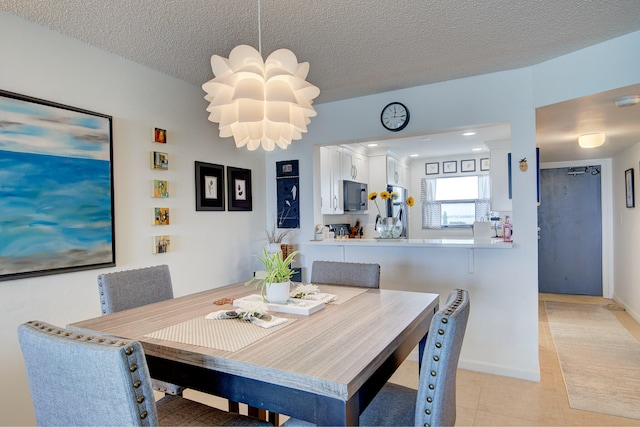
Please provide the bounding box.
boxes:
[265,281,290,304]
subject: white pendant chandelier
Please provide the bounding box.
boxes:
[202,1,320,151]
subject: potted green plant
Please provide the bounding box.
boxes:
[264,222,292,257]
[246,248,298,303]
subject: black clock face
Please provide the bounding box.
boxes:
[381,102,409,132]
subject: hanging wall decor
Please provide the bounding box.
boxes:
[276,160,300,228]
[151,151,168,170]
[153,235,171,254]
[153,179,169,198]
[153,127,167,143]
[195,161,225,211]
[227,166,253,211]
[0,90,115,281]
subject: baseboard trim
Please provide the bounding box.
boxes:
[457,360,540,382]
[405,347,540,382]
[614,295,640,325]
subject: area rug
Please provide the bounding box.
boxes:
[545,301,640,420]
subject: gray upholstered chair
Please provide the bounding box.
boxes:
[97,265,183,396]
[17,320,270,427]
[310,260,380,288]
[98,264,174,315]
[283,289,469,427]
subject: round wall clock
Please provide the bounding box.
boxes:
[380,102,410,132]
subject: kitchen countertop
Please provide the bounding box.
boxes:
[305,237,512,249]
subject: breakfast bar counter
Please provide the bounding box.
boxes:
[306,237,512,249]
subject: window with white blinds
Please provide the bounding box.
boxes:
[421,175,490,229]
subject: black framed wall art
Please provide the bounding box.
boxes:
[276,160,300,228]
[0,90,115,281]
[625,168,635,208]
[227,166,252,211]
[195,161,225,211]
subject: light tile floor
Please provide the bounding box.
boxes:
[184,293,640,426]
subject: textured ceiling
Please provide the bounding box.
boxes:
[2,0,640,105]
[1,0,640,162]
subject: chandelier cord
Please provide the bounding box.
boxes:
[257,0,262,55]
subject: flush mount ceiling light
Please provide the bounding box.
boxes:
[615,95,640,108]
[202,0,320,151]
[578,133,605,148]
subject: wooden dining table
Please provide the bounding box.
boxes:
[69,283,439,426]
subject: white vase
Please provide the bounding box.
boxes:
[265,281,290,304]
[266,243,282,258]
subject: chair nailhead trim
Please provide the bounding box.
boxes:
[133,380,141,388]
[140,411,148,419]
[130,364,138,372]
[438,329,444,335]
[430,370,436,376]
[433,355,439,361]
[429,384,434,389]
[137,396,145,403]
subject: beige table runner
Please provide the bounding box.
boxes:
[145,285,365,352]
[145,315,295,352]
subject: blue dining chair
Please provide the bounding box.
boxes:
[17,320,271,427]
[283,288,469,427]
[97,265,183,396]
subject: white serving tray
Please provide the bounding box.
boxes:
[233,294,326,316]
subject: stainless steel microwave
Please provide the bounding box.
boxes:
[343,180,368,212]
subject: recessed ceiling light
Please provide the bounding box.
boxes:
[367,143,378,147]
[462,132,476,136]
[472,148,482,151]
[410,154,419,157]
[421,137,431,141]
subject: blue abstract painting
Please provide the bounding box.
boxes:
[0,91,114,281]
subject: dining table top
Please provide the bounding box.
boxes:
[70,282,440,424]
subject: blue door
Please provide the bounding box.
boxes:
[538,167,602,295]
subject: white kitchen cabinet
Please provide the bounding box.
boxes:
[386,156,408,187]
[319,146,344,214]
[342,148,369,183]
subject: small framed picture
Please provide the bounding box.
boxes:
[480,158,490,171]
[153,208,170,225]
[151,151,168,170]
[153,235,171,254]
[153,127,167,143]
[152,180,169,198]
[425,162,439,175]
[461,159,476,173]
[625,168,634,208]
[195,161,225,211]
[227,166,252,211]
[443,161,457,174]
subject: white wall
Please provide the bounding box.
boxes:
[0,13,266,425]
[266,68,543,382]
[533,30,640,321]
[613,143,640,322]
[265,29,640,385]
